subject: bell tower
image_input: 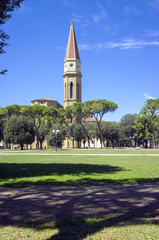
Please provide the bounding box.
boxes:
[63,22,82,108]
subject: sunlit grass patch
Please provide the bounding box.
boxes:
[1,214,159,240]
[0,154,159,187]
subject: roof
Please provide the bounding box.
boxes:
[65,22,80,61]
[85,115,106,123]
[31,97,63,108]
[31,97,56,102]
[85,116,97,122]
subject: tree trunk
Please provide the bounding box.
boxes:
[134,138,137,147]
[96,120,105,148]
[144,140,147,148]
[151,118,156,149]
[36,130,39,149]
[100,139,102,148]
[80,122,90,148]
[5,142,8,149]
[40,142,43,149]
[72,137,74,148]
[87,138,90,148]
[20,144,23,150]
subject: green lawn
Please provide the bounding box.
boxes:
[0,152,159,187]
[0,151,159,239]
[1,147,159,154]
[1,214,159,240]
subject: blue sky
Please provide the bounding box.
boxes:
[1,0,159,121]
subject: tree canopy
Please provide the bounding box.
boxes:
[21,104,57,149]
[1,100,159,149]
[3,115,35,150]
[120,113,137,142]
[141,98,159,148]
[84,99,118,147]
[48,123,66,148]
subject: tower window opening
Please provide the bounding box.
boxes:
[70,82,73,98]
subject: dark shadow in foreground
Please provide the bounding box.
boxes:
[0,163,123,179]
[0,183,159,239]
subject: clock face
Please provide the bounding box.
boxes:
[69,63,73,67]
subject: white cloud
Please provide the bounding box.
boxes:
[97,2,108,18]
[78,44,94,50]
[144,29,159,37]
[144,93,156,99]
[71,14,85,23]
[148,0,159,9]
[78,39,159,51]
[81,21,89,27]
[92,1,108,23]
[93,15,100,23]
[110,39,159,49]
[124,6,139,14]
[63,1,70,6]
[80,30,88,36]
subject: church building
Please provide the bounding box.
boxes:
[32,21,82,110]
[63,22,82,148]
[30,22,82,149]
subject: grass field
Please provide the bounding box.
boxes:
[1,215,159,240]
[0,150,159,187]
[0,149,159,239]
[1,147,159,155]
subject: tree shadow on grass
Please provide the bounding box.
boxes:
[0,161,159,187]
[0,183,159,239]
[49,205,159,240]
[0,162,124,183]
[0,163,124,178]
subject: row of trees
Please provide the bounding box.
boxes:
[134,98,159,148]
[0,99,117,149]
[0,98,159,149]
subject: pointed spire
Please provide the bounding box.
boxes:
[65,22,80,61]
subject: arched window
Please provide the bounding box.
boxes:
[70,82,73,98]
[77,83,80,99]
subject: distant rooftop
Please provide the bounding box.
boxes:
[85,116,97,122]
[85,115,106,123]
[31,97,63,109]
[31,97,56,102]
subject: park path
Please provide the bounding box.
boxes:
[0,152,159,156]
[0,183,159,224]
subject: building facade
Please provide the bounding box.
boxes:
[31,97,63,109]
